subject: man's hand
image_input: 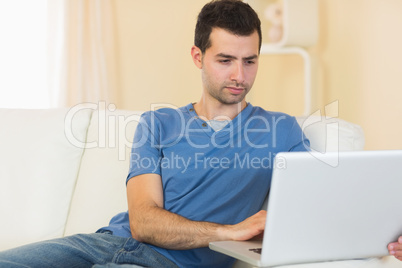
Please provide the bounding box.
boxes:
[388,236,402,261]
[222,210,266,241]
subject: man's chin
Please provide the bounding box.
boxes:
[220,97,247,105]
[210,89,248,105]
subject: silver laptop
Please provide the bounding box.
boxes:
[210,150,402,267]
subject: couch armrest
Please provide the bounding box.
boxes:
[0,108,92,250]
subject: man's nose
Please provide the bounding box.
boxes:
[230,62,245,85]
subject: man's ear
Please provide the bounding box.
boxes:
[191,46,203,69]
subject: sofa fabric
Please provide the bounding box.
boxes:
[0,108,91,250]
[64,109,144,236]
[296,116,365,152]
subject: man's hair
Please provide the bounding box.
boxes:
[195,0,262,53]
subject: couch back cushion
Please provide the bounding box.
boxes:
[64,109,143,236]
[0,108,91,251]
[296,116,365,152]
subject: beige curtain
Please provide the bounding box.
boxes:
[48,0,118,107]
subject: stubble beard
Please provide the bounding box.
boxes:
[209,85,249,105]
[203,74,249,105]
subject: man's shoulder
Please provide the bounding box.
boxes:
[249,105,296,121]
[140,104,191,123]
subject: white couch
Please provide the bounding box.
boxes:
[0,106,400,267]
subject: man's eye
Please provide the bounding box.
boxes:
[245,60,255,65]
[219,59,231,64]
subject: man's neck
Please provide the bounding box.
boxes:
[193,98,248,121]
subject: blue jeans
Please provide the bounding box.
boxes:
[0,233,178,268]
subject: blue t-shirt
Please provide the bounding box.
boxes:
[100,103,310,268]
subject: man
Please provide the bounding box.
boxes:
[0,0,400,267]
[95,1,308,267]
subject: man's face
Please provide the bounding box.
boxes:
[200,28,259,105]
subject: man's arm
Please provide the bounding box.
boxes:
[127,173,266,250]
[388,236,402,261]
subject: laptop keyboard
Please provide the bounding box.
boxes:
[249,248,262,254]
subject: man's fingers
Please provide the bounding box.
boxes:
[389,242,402,251]
[388,241,402,259]
[230,210,267,241]
[389,236,402,261]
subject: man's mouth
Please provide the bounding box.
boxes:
[226,86,245,95]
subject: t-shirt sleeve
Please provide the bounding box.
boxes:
[126,112,162,184]
[287,117,310,152]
